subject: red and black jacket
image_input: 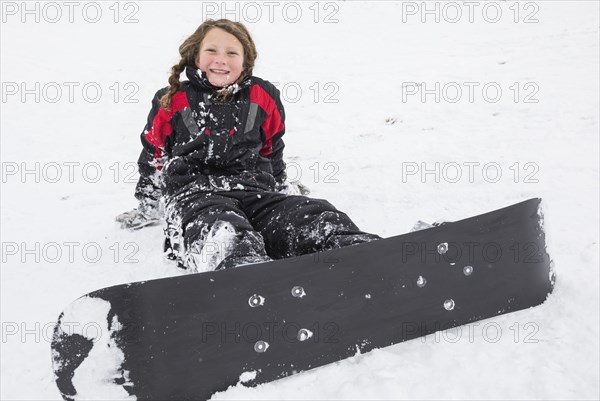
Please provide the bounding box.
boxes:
[135,66,286,202]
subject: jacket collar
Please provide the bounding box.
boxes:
[185,66,253,94]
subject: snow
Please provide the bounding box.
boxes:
[56,297,135,400]
[186,220,239,272]
[1,1,599,400]
[239,370,258,384]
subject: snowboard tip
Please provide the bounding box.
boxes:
[51,296,134,401]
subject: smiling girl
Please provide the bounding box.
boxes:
[120,19,380,271]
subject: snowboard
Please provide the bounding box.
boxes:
[51,198,555,400]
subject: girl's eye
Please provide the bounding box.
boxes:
[205,49,215,53]
[228,52,239,56]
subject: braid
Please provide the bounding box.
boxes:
[160,59,187,110]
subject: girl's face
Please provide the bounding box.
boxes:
[196,28,245,88]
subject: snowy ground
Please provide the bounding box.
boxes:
[1,1,599,399]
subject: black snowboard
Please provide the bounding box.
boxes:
[51,198,555,400]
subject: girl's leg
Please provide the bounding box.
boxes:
[243,192,381,259]
[164,191,271,271]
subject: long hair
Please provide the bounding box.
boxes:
[160,19,257,109]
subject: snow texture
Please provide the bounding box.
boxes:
[54,297,134,400]
[1,1,599,400]
[186,220,239,273]
[239,371,258,384]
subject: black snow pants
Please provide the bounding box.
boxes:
[163,190,381,272]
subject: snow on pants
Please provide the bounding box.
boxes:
[164,190,381,272]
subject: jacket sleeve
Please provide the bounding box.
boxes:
[257,82,287,185]
[271,92,287,185]
[134,88,168,202]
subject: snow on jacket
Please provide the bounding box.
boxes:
[135,66,287,202]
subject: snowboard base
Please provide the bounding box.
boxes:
[52,198,554,400]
